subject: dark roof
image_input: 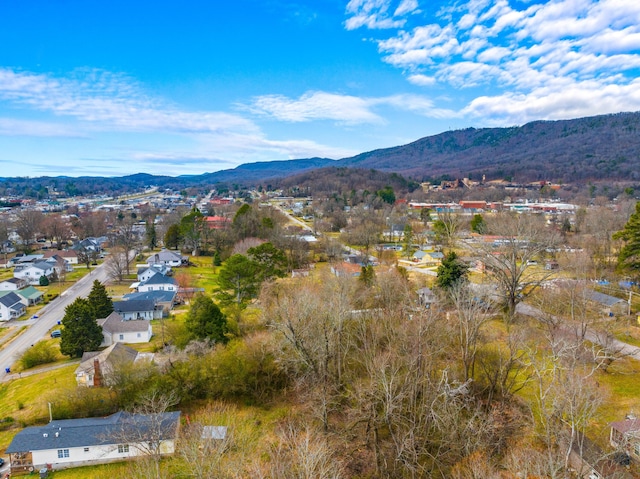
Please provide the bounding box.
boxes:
[0,292,24,308]
[113,300,156,313]
[123,290,177,303]
[6,411,180,453]
[587,290,626,307]
[141,274,176,286]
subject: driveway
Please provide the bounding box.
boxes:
[0,263,109,378]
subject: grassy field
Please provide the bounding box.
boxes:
[0,364,78,451]
[184,256,219,293]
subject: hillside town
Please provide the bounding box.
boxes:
[0,179,637,478]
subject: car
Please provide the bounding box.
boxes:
[0,457,5,466]
[31,314,38,319]
[50,330,61,338]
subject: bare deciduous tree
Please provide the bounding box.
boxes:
[474,212,561,322]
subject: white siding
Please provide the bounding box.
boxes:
[30,440,175,469]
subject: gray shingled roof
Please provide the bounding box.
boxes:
[123,290,177,303]
[140,273,176,286]
[0,291,25,309]
[6,411,180,453]
[76,342,139,376]
[98,312,151,334]
[113,300,156,313]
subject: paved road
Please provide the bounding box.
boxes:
[0,263,109,378]
[516,302,640,360]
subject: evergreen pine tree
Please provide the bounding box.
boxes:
[185,294,228,344]
[60,298,104,358]
[88,280,114,319]
[435,251,469,290]
[613,202,640,280]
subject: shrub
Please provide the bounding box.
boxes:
[19,341,58,370]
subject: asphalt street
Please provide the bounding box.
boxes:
[0,263,109,379]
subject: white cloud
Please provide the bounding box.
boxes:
[0,68,258,136]
[350,0,640,126]
[246,91,384,124]
[407,73,436,86]
[463,78,640,124]
[246,90,457,123]
[345,0,417,30]
[0,118,85,137]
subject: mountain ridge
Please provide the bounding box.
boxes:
[3,111,640,197]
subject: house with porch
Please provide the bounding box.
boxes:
[137,264,171,283]
[0,291,26,321]
[0,277,29,291]
[5,410,180,473]
[122,290,176,317]
[13,261,55,285]
[137,273,178,293]
[113,299,162,320]
[17,286,44,306]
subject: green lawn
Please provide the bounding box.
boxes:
[0,364,78,451]
[184,256,220,293]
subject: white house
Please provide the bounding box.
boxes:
[145,250,184,267]
[5,411,180,473]
[43,249,79,265]
[98,312,153,347]
[137,273,177,293]
[13,261,55,285]
[0,292,26,321]
[0,277,29,291]
[75,342,139,387]
[113,299,162,320]
[122,290,176,317]
[137,264,171,283]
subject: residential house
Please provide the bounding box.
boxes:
[586,290,628,316]
[330,262,362,278]
[204,215,231,230]
[13,261,55,285]
[0,277,29,291]
[122,290,176,316]
[17,286,44,306]
[98,312,153,347]
[0,292,26,321]
[113,299,162,320]
[72,237,105,254]
[137,273,177,293]
[5,410,180,473]
[43,249,79,265]
[610,416,640,459]
[10,254,44,266]
[569,430,633,479]
[417,287,437,309]
[137,264,171,283]
[75,342,139,387]
[45,254,74,277]
[145,250,184,267]
[412,250,444,266]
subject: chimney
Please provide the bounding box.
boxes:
[93,358,103,388]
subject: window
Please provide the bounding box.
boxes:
[137,333,141,338]
[119,334,124,340]
[118,444,129,454]
[57,449,69,458]
[84,447,89,452]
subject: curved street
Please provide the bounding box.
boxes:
[0,263,109,379]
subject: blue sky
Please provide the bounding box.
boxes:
[1,0,639,178]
